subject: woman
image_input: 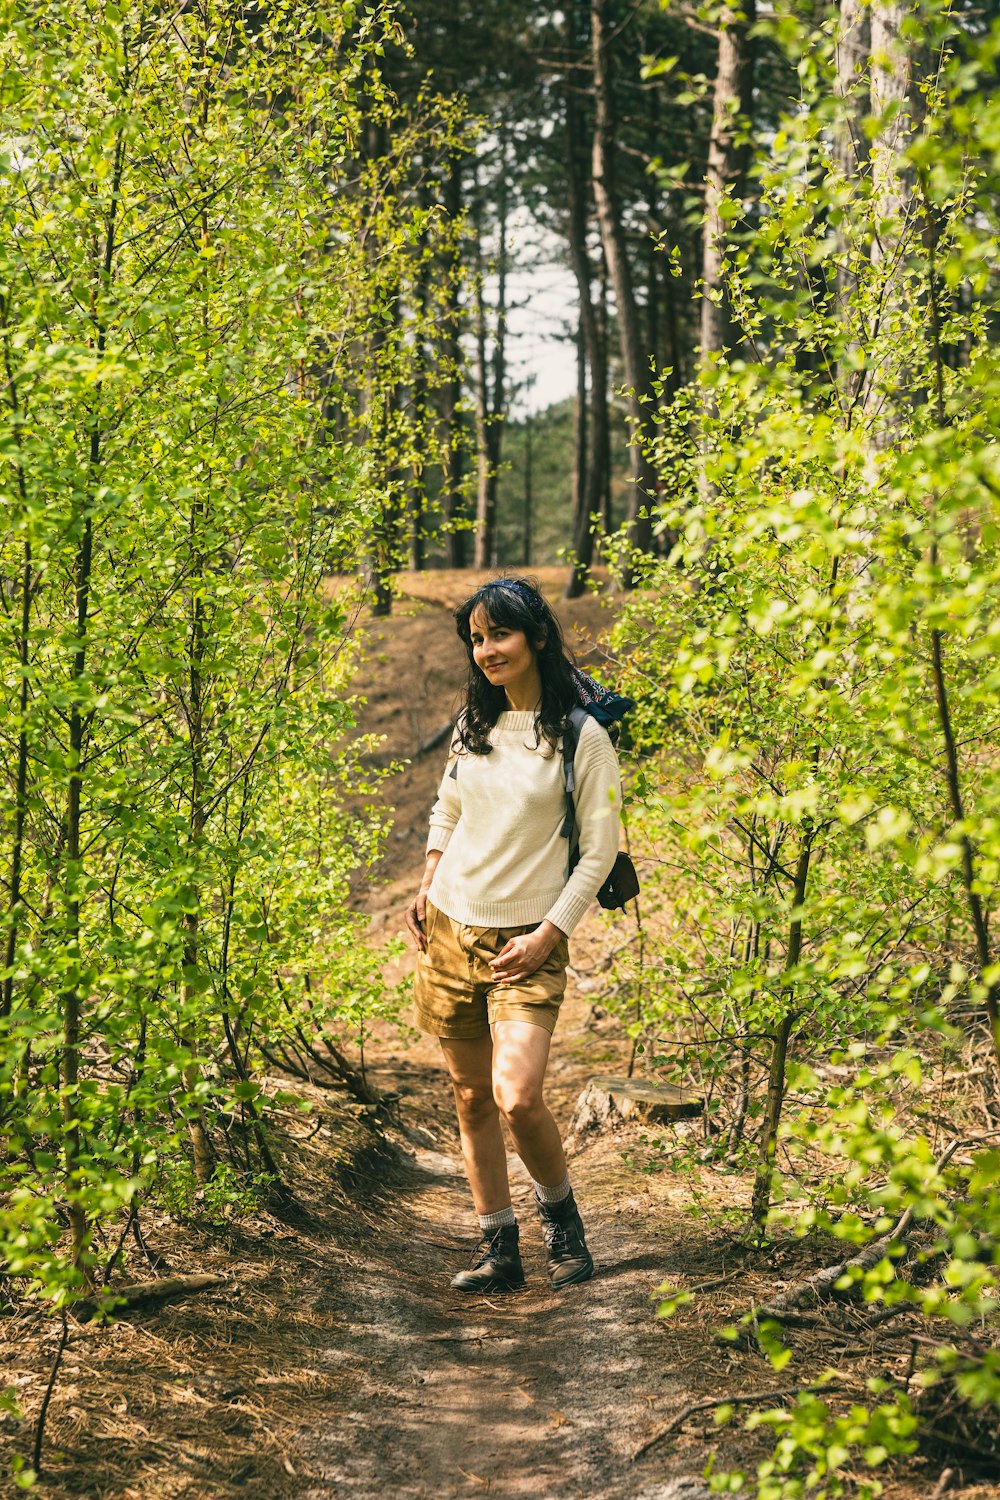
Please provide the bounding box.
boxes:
[405,576,621,1293]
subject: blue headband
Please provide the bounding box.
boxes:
[490,579,546,616]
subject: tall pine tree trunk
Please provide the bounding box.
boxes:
[473,141,509,571]
[472,192,493,568]
[599,257,612,536]
[565,5,607,598]
[834,0,871,402]
[700,0,756,361]
[590,0,664,581]
[409,210,430,572]
[364,109,396,615]
[866,3,923,427]
[835,0,870,182]
[441,152,467,568]
[571,319,588,569]
[870,0,913,259]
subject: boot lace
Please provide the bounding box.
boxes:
[541,1214,578,1260]
[468,1228,504,1269]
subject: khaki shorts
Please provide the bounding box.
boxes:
[414,901,569,1040]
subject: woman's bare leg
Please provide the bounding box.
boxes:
[490,1019,567,1187]
[438,1036,511,1215]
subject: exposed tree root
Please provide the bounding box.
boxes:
[75,1272,229,1322]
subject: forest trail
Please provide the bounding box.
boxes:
[291,1045,728,1500]
[295,567,733,1498]
[279,569,993,1500]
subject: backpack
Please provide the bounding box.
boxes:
[562,672,640,912]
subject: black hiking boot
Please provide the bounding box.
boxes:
[536,1190,594,1289]
[450,1223,525,1293]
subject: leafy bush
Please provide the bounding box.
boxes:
[613,0,1000,1488]
[0,0,437,1316]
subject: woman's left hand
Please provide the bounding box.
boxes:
[489,920,564,984]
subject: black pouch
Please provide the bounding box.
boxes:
[596,850,640,911]
[562,707,640,914]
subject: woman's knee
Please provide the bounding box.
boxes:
[451,1079,496,1124]
[494,1083,544,1130]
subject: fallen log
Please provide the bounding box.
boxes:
[632,1381,842,1462]
[415,721,454,757]
[721,1222,917,1354]
[75,1273,228,1321]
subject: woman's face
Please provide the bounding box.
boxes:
[469,605,542,705]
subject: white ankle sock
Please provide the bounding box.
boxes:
[533,1173,571,1204]
[479,1205,516,1231]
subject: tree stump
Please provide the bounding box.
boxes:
[567,1074,703,1148]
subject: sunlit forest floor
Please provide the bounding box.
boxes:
[3,571,995,1498]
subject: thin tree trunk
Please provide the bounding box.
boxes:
[922,214,1000,1076]
[409,210,430,572]
[646,84,662,369]
[661,250,682,395]
[2,536,31,1021]
[750,832,814,1231]
[60,119,128,1268]
[441,152,467,568]
[929,626,1000,1069]
[473,143,509,570]
[62,501,94,1268]
[364,110,397,615]
[590,0,667,580]
[182,489,217,1187]
[181,82,219,1185]
[646,228,660,373]
[0,296,34,1022]
[700,0,756,361]
[564,10,607,597]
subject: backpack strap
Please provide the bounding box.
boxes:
[560,706,588,840]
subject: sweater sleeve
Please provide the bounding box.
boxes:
[544,716,621,937]
[426,751,462,855]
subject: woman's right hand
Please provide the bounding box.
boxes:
[406,851,442,952]
[405,888,429,952]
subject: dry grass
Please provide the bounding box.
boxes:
[1,1101,393,1498]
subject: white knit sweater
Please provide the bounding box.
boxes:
[425,710,621,937]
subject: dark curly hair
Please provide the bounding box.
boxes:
[453,577,577,756]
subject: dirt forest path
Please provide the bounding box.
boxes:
[293,1051,725,1500]
[296,567,743,1494]
[292,568,745,1499]
[7,568,754,1500]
